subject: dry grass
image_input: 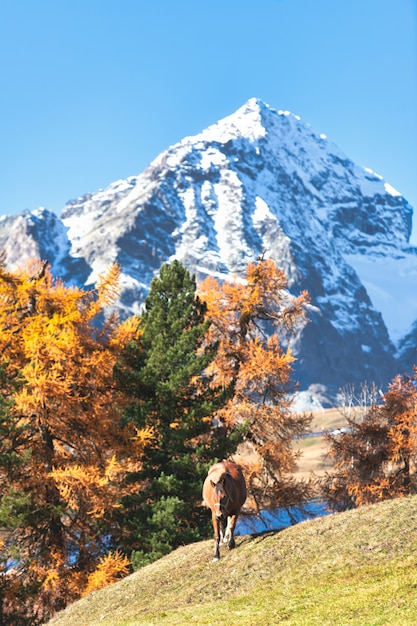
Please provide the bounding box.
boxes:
[309,407,348,431]
[49,495,417,625]
[53,407,410,625]
[292,406,348,479]
[293,434,334,479]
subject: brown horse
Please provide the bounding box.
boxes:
[202,461,247,561]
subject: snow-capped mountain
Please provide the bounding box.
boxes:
[1,98,416,406]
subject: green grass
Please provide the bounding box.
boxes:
[48,495,417,625]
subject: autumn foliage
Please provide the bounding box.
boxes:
[0,256,150,622]
[323,368,417,511]
[0,252,337,623]
[199,258,313,511]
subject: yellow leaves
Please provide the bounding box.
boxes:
[215,398,252,428]
[0,260,124,365]
[111,315,142,348]
[135,425,154,442]
[347,479,405,508]
[28,549,86,610]
[239,337,294,387]
[96,263,121,307]
[83,550,130,596]
[28,548,66,592]
[199,260,301,407]
[0,259,148,617]
[0,258,135,442]
[119,424,154,457]
[51,456,127,518]
[104,454,122,482]
[199,258,312,509]
[14,362,72,413]
[41,567,60,592]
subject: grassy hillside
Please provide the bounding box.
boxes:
[49,494,417,625]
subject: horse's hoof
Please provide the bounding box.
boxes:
[212,557,219,562]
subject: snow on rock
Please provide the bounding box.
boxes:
[345,251,417,345]
[1,98,416,404]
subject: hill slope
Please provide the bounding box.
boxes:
[49,495,417,625]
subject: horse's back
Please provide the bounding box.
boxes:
[206,462,228,483]
[202,461,246,508]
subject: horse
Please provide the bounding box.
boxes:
[202,461,247,561]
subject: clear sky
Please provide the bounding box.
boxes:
[1,0,416,240]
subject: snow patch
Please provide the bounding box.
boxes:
[364,167,383,180]
[345,252,417,344]
[198,99,266,144]
[212,169,252,265]
[200,146,227,169]
[253,196,273,222]
[384,182,401,197]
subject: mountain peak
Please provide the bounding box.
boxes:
[1,99,416,405]
[194,97,315,147]
[196,98,268,144]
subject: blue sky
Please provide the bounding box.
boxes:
[1,1,416,240]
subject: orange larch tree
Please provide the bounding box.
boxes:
[199,257,313,513]
[383,370,417,490]
[323,368,417,511]
[0,256,149,622]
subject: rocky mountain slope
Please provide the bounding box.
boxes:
[1,98,416,405]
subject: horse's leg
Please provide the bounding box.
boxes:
[225,514,237,549]
[223,516,230,544]
[219,517,225,544]
[222,516,230,543]
[212,512,221,561]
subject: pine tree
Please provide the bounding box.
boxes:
[116,261,242,567]
[198,257,313,513]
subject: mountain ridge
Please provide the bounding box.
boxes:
[1,98,416,406]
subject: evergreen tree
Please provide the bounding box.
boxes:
[116,261,243,567]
